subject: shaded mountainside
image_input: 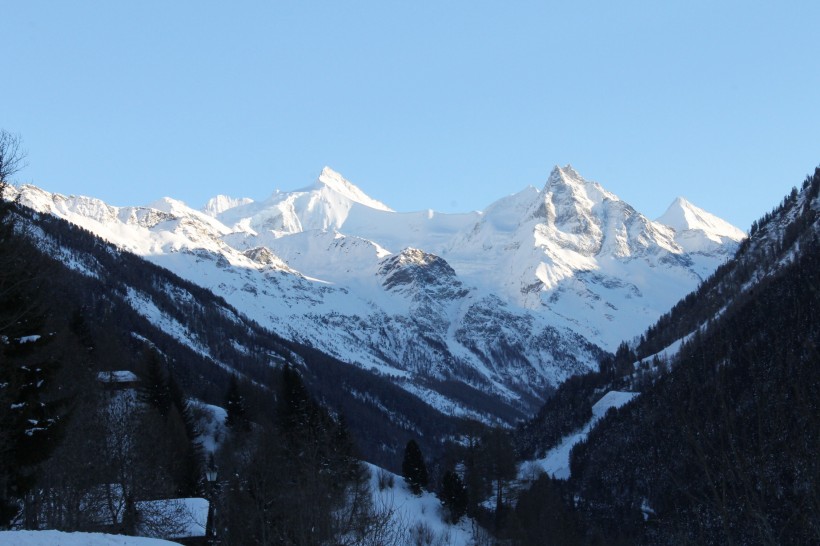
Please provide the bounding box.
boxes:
[8,204,481,469]
[562,168,820,544]
[1,196,489,543]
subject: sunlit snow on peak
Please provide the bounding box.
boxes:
[657,196,746,253]
[658,197,746,239]
[5,164,747,412]
[315,166,394,212]
[202,194,254,216]
[146,196,191,214]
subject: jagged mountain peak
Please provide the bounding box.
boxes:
[202,194,254,217]
[313,166,394,212]
[543,164,616,206]
[547,164,583,183]
[528,165,641,257]
[658,196,746,241]
[379,247,455,275]
[378,247,467,299]
[393,247,439,266]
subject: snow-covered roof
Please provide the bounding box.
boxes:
[96,370,140,383]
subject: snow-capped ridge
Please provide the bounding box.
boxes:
[543,164,616,206]
[658,197,746,239]
[210,167,395,236]
[5,164,746,421]
[146,196,192,215]
[546,164,583,186]
[202,194,254,216]
[657,197,746,253]
[313,166,393,212]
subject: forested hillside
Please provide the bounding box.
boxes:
[573,231,819,544]
[0,188,373,540]
[0,186,498,541]
[501,168,820,545]
[637,167,820,359]
[2,195,483,465]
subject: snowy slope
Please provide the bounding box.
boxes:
[657,196,747,255]
[521,390,640,480]
[364,463,478,546]
[7,165,744,419]
[0,530,182,545]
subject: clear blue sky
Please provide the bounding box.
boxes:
[3,1,819,230]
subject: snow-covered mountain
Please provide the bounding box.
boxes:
[7,165,745,418]
[657,196,747,254]
[559,169,820,544]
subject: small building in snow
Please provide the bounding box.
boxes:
[96,370,141,390]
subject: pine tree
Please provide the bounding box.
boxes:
[402,439,428,495]
[167,372,203,496]
[138,350,204,497]
[277,364,318,438]
[440,470,468,523]
[140,349,171,417]
[0,336,67,527]
[483,428,517,531]
[514,475,581,545]
[223,375,247,431]
[613,341,635,377]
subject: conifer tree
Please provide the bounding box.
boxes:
[223,375,247,431]
[167,372,203,496]
[440,470,468,523]
[402,439,428,495]
[140,349,171,417]
[138,350,203,497]
[277,364,318,438]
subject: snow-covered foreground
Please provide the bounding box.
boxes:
[365,463,481,546]
[520,391,639,480]
[0,530,182,545]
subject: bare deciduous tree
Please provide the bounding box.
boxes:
[0,130,26,187]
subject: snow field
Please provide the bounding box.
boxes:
[520,391,640,480]
[365,463,478,546]
[0,530,183,545]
